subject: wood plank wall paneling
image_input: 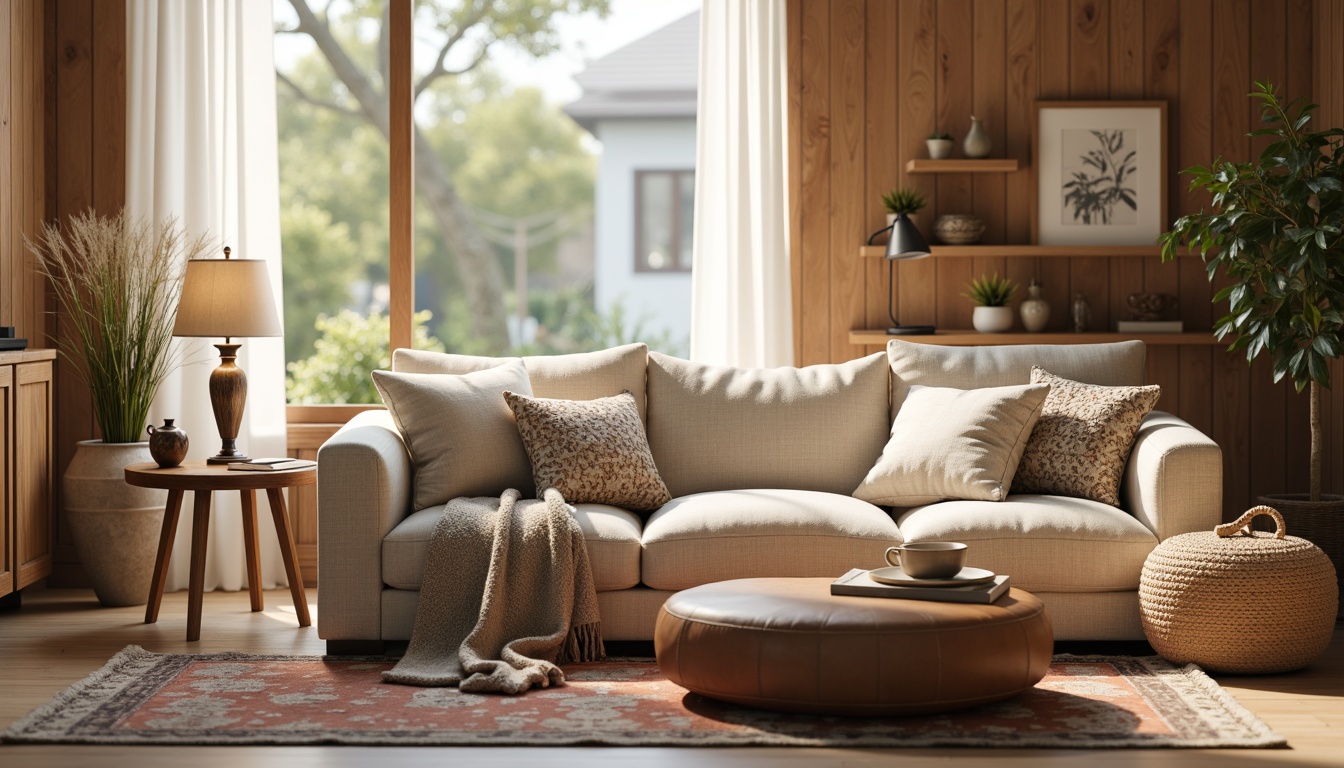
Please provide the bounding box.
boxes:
[788,0,1344,519]
[1,0,47,353]
[41,0,124,586]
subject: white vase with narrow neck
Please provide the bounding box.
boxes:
[963,116,992,158]
[972,306,1014,333]
[1020,283,1051,332]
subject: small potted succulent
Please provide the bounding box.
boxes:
[881,187,927,227]
[927,132,954,160]
[963,273,1017,333]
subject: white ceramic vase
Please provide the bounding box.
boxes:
[63,440,167,606]
[1019,283,1051,332]
[963,116,992,158]
[972,306,1014,333]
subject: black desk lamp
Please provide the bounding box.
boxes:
[867,213,936,335]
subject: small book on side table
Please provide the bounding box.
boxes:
[831,568,1010,604]
[227,458,317,472]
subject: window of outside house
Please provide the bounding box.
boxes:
[636,170,694,273]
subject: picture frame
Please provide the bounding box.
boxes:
[1031,101,1167,246]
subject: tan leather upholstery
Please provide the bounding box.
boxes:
[655,578,1052,716]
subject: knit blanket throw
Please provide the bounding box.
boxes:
[383,488,604,693]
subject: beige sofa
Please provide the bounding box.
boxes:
[317,340,1221,653]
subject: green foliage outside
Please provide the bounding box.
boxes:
[286,310,445,404]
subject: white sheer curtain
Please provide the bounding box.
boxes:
[127,0,290,592]
[689,0,792,368]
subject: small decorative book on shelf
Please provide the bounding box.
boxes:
[831,568,1010,604]
[227,457,317,472]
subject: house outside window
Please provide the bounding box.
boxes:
[635,170,694,272]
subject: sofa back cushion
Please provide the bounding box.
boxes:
[372,361,535,509]
[393,343,649,424]
[646,351,890,497]
[886,339,1146,413]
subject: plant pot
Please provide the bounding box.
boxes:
[972,306,1014,333]
[1257,493,1344,620]
[886,212,920,228]
[63,441,167,607]
[926,139,954,160]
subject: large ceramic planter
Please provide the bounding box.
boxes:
[63,440,167,607]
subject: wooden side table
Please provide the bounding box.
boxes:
[124,460,315,641]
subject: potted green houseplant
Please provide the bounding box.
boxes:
[963,273,1017,333]
[927,132,954,160]
[28,209,207,606]
[1160,82,1344,561]
[881,187,926,228]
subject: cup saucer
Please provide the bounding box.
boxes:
[868,566,996,588]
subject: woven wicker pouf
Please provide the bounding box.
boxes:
[1140,506,1338,674]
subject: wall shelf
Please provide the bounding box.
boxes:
[847,330,1220,347]
[905,159,1020,173]
[858,244,1187,258]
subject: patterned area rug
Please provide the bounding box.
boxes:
[3,646,1284,748]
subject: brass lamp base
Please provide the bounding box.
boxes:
[207,342,250,464]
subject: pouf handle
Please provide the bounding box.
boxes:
[1214,505,1286,539]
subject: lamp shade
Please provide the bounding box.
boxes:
[172,258,282,338]
[885,213,931,260]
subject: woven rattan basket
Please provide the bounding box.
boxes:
[1139,506,1338,674]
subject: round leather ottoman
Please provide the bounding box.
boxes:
[654,578,1053,717]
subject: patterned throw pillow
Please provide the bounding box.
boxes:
[504,390,672,512]
[1012,367,1161,506]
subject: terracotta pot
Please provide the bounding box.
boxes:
[63,441,167,607]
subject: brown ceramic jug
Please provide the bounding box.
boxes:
[147,419,188,468]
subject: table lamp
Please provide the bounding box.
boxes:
[867,213,936,335]
[172,247,282,464]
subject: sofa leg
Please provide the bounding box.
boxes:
[326,639,386,656]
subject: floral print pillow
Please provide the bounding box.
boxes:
[1012,367,1160,506]
[504,389,671,512]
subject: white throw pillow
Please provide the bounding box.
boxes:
[372,361,535,510]
[853,383,1049,507]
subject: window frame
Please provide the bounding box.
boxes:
[633,169,695,274]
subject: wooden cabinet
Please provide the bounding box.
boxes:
[1,351,55,599]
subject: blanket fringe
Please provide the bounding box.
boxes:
[559,621,605,664]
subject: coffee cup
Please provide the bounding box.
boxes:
[884,542,968,579]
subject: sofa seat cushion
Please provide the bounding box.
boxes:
[383,502,642,592]
[641,489,900,591]
[896,495,1158,592]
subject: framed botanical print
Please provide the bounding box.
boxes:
[1032,101,1167,246]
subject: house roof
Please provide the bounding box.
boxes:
[563,10,698,132]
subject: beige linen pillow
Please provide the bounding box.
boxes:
[503,390,671,512]
[854,383,1049,507]
[646,351,891,497]
[372,361,535,510]
[393,343,650,425]
[1012,367,1161,506]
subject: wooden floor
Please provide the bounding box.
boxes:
[0,588,1339,767]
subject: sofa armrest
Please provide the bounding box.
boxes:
[317,409,411,641]
[1122,411,1222,541]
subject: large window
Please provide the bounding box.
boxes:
[635,170,694,273]
[275,1,699,404]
